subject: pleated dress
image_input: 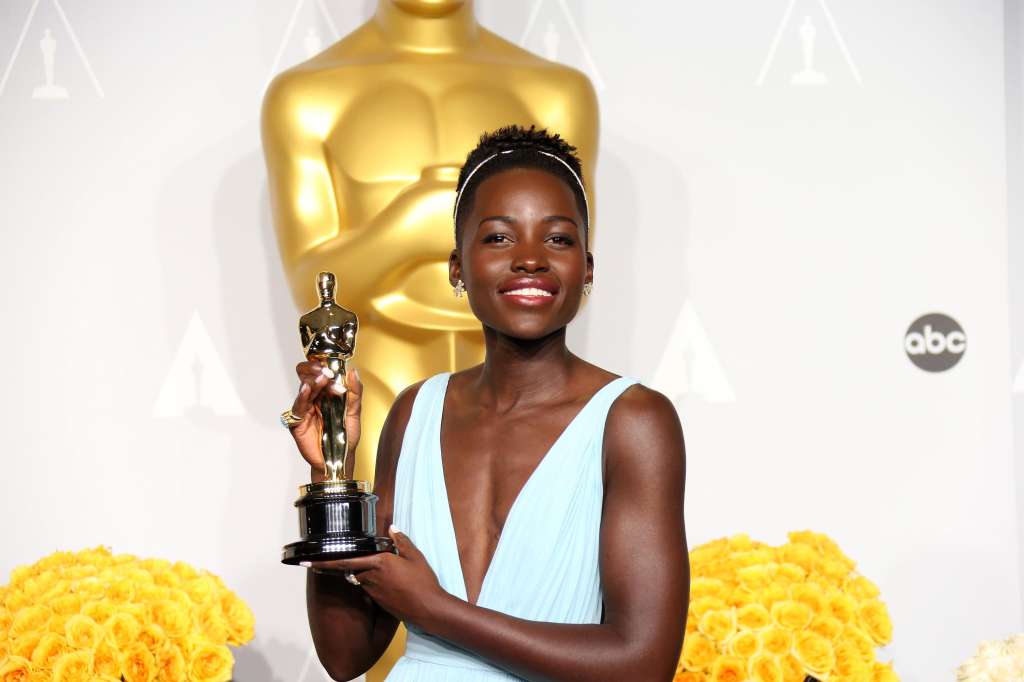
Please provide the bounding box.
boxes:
[386,371,641,681]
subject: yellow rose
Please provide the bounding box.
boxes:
[222,594,255,645]
[792,631,835,678]
[30,632,68,670]
[698,609,736,643]
[819,558,850,583]
[778,653,805,682]
[188,642,233,682]
[120,642,156,682]
[776,563,807,584]
[152,569,183,590]
[681,632,717,671]
[48,594,82,617]
[8,567,33,588]
[63,614,102,649]
[871,660,899,682]
[137,622,166,651]
[675,672,706,682]
[9,606,51,639]
[690,577,727,600]
[771,601,813,630]
[52,649,93,682]
[198,604,230,645]
[758,626,793,656]
[725,629,760,658]
[150,600,191,639]
[841,622,876,661]
[185,576,219,606]
[808,613,843,641]
[80,600,115,625]
[171,562,198,581]
[727,534,754,552]
[856,599,893,645]
[167,589,193,612]
[827,592,856,623]
[833,640,869,678]
[111,553,137,565]
[748,654,783,682]
[156,640,187,682]
[0,655,33,682]
[737,564,775,591]
[789,583,826,614]
[3,592,29,614]
[848,575,881,600]
[106,579,135,604]
[690,597,727,622]
[75,577,106,601]
[736,603,771,630]
[758,584,788,610]
[104,611,141,650]
[709,656,745,682]
[92,638,120,679]
[10,632,43,660]
[0,608,12,637]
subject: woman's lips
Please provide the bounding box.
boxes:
[500,287,556,306]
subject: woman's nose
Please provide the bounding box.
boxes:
[511,246,549,273]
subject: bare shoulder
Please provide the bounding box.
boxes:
[603,384,685,478]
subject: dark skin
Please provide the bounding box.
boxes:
[288,167,689,681]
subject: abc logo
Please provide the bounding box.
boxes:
[904,313,966,372]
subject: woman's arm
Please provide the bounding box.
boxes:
[305,379,423,681]
[336,385,689,682]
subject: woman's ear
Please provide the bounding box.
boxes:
[585,251,594,285]
[449,248,462,287]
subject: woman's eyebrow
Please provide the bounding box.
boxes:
[479,215,515,227]
[543,215,579,227]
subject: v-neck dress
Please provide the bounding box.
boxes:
[385,372,641,681]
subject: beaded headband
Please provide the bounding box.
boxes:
[452,148,590,230]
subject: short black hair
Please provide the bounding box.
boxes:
[453,124,588,247]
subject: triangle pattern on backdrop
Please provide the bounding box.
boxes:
[519,0,605,91]
[652,300,736,404]
[0,0,104,98]
[756,0,861,87]
[153,310,246,418]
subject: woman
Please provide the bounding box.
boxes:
[285,125,689,681]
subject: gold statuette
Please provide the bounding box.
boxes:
[282,272,393,564]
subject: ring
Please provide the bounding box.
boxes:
[280,408,304,429]
[345,571,361,586]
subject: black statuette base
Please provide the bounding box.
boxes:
[282,481,394,564]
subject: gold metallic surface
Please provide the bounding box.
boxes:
[261,1,598,677]
[302,479,369,496]
[299,272,357,481]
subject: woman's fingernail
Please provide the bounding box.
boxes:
[331,383,347,395]
[389,524,401,535]
[320,366,335,379]
[299,561,311,568]
[353,367,360,382]
[300,383,310,395]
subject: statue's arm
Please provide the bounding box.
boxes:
[261,73,345,273]
[305,380,424,680]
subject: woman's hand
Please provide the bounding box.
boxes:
[304,527,449,630]
[288,361,362,479]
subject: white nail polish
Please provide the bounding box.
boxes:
[321,366,335,379]
[300,383,310,394]
[389,524,401,534]
[354,367,360,382]
[331,383,347,395]
[299,561,311,568]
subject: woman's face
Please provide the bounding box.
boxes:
[450,167,593,340]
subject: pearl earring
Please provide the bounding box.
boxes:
[453,279,466,298]
[583,282,593,296]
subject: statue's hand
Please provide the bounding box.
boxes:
[289,360,362,480]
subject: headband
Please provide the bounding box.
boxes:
[452,148,590,230]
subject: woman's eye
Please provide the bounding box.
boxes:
[547,235,575,246]
[484,234,511,244]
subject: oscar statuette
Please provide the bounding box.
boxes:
[282,272,394,564]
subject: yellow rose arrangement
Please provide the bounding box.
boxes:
[955,634,1024,681]
[673,531,898,682]
[0,547,254,681]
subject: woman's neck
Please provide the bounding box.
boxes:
[472,327,577,411]
[373,0,478,53]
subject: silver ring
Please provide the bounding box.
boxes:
[345,571,361,586]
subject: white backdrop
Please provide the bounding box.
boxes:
[1,1,1021,680]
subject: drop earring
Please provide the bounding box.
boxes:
[453,279,466,298]
[583,282,593,297]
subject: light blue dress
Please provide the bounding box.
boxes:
[386,372,641,681]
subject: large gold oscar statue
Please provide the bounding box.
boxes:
[261,1,597,678]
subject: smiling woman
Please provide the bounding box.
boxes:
[285,125,690,682]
